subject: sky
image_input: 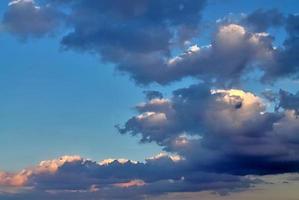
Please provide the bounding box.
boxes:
[0,0,299,199]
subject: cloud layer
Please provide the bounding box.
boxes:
[0,155,255,200]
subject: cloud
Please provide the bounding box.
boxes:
[2,0,64,39]
[143,91,164,100]
[60,22,275,85]
[119,84,299,175]
[0,156,82,187]
[153,173,299,200]
[2,2,299,85]
[242,9,285,32]
[261,14,299,82]
[278,89,299,114]
[54,0,207,85]
[161,24,274,86]
[0,154,255,200]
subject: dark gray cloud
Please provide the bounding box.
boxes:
[260,14,299,82]
[119,84,299,175]
[2,0,64,39]
[261,90,278,102]
[242,9,285,32]
[55,0,207,85]
[278,89,299,114]
[143,91,164,100]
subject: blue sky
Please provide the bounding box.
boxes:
[0,0,299,199]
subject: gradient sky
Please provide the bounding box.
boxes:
[0,0,299,199]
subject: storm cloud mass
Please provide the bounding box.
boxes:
[119,84,299,175]
[1,0,299,199]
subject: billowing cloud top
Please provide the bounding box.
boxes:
[119,84,299,175]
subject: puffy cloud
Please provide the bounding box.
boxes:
[163,24,275,86]
[119,84,268,144]
[58,0,206,48]
[242,9,285,32]
[278,89,299,114]
[0,0,209,84]
[259,14,299,82]
[119,84,299,175]
[0,156,81,187]
[2,0,64,39]
[0,171,30,187]
[2,2,299,85]
[55,0,207,85]
[104,23,276,86]
[0,154,255,200]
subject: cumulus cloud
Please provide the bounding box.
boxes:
[0,156,82,187]
[119,84,299,175]
[162,24,275,86]
[2,0,64,39]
